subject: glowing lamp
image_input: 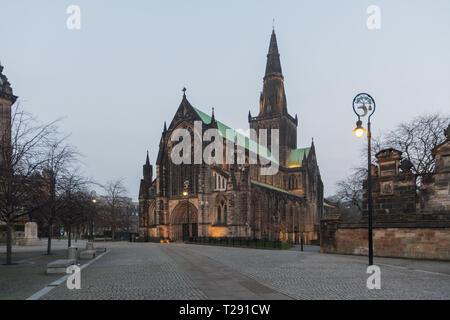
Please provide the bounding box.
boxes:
[352,120,366,138]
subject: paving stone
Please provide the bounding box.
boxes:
[32,242,450,300]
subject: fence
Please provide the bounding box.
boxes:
[188,237,292,249]
[138,236,294,249]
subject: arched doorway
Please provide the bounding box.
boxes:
[170,201,198,242]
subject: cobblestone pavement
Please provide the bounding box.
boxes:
[37,242,450,300]
[184,243,450,300]
[43,243,206,300]
[0,239,91,300]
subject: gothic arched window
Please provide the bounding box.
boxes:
[223,205,227,224]
[217,206,222,223]
[216,199,227,225]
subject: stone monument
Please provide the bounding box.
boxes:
[18,222,41,246]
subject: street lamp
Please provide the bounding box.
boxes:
[183,180,190,241]
[352,120,366,138]
[352,93,376,266]
[90,191,97,242]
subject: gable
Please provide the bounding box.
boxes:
[192,107,279,165]
[287,147,311,168]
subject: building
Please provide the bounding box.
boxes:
[139,30,323,243]
[0,62,16,164]
[94,196,140,239]
[320,125,450,260]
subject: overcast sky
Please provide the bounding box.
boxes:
[1,0,449,200]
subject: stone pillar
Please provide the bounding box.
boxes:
[68,246,78,260]
[319,214,342,253]
[19,222,40,246]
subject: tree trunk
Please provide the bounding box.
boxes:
[47,224,53,255]
[68,227,72,247]
[6,220,13,265]
[111,228,115,242]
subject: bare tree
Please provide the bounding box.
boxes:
[335,167,366,213]
[101,179,128,241]
[0,104,58,264]
[374,113,449,176]
[59,184,92,247]
[333,113,449,217]
[34,136,80,255]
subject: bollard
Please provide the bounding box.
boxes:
[68,246,78,260]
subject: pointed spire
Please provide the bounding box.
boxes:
[258,29,287,116]
[182,87,187,98]
[265,29,282,77]
[163,121,167,132]
[295,114,298,125]
[248,110,252,122]
[143,150,152,182]
[211,107,215,122]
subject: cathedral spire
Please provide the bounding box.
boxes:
[145,150,150,165]
[265,29,282,78]
[257,29,287,116]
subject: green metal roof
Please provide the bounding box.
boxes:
[287,147,310,167]
[251,180,291,195]
[323,201,334,208]
[192,107,279,165]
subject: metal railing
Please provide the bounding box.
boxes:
[187,236,285,249]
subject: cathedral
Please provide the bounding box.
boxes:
[139,30,324,243]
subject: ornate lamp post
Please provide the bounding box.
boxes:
[352,93,376,266]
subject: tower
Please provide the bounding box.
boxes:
[249,30,297,166]
[0,62,17,164]
[143,151,153,183]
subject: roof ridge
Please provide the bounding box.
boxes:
[192,106,279,165]
[251,180,300,198]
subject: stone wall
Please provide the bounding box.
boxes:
[320,215,450,260]
[323,134,450,261]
